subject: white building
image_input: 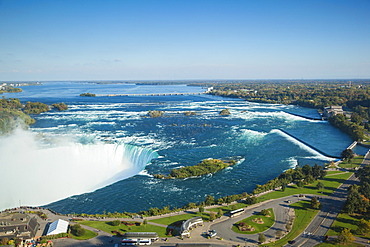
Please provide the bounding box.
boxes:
[46,219,69,235]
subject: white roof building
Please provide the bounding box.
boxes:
[46,219,69,235]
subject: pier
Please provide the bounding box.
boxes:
[347,141,357,150]
[96,92,206,97]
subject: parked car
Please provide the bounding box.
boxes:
[207,230,217,238]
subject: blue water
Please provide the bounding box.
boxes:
[4,82,366,214]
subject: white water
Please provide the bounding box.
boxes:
[0,129,157,211]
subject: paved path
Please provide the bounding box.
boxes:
[291,150,370,247]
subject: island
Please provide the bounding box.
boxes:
[153,158,236,179]
[79,93,96,97]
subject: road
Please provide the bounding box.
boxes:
[292,150,370,247]
[292,173,358,247]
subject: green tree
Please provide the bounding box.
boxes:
[311,196,320,209]
[275,230,283,239]
[260,209,270,216]
[209,211,216,221]
[351,112,362,125]
[281,183,287,192]
[217,209,223,218]
[199,206,204,215]
[111,220,121,226]
[316,181,324,191]
[337,228,355,244]
[341,149,354,161]
[302,164,312,177]
[70,224,86,237]
[258,233,266,243]
[296,180,304,188]
[204,195,215,206]
[217,197,224,204]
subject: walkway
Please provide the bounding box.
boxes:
[291,150,370,247]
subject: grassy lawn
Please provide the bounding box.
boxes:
[262,200,319,246]
[232,208,274,234]
[149,212,208,225]
[326,213,362,236]
[71,228,98,240]
[80,220,168,237]
[326,170,346,175]
[257,172,353,203]
[338,155,364,169]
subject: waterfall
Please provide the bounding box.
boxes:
[0,129,158,211]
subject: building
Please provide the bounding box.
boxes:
[322,106,343,119]
[180,216,203,238]
[46,219,69,236]
[0,213,39,241]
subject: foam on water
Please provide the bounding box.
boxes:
[0,129,158,211]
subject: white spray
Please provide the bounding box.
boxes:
[0,129,157,211]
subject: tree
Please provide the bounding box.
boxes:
[275,230,283,239]
[217,209,223,218]
[209,211,216,221]
[351,112,362,125]
[204,195,215,206]
[302,164,312,177]
[316,181,324,191]
[111,220,121,226]
[70,224,86,237]
[337,228,355,244]
[341,149,354,161]
[296,180,304,188]
[217,197,224,204]
[360,182,370,199]
[357,219,370,235]
[311,196,320,209]
[260,209,270,216]
[199,206,204,215]
[281,183,287,192]
[245,196,257,205]
[258,233,266,243]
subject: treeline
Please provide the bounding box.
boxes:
[328,114,365,141]
[203,81,370,109]
[0,97,68,135]
[0,98,35,135]
[153,159,236,179]
[344,164,370,215]
[252,164,326,194]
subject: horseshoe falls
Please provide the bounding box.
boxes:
[0,129,158,211]
[1,82,366,214]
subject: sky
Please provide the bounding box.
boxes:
[0,0,369,81]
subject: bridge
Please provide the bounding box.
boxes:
[96,92,207,97]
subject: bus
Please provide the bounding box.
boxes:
[229,208,244,217]
[121,239,151,246]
